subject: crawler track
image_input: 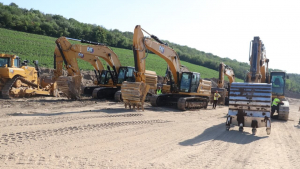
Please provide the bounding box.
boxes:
[1,76,40,99]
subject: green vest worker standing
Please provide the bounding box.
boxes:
[156,87,162,95]
[271,97,282,117]
[213,90,221,109]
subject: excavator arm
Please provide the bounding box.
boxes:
[54,46,104,79]
[54,37,121,80]
[53,37,123,99]
[246,37,269,83]
[133,25,181,90]
[217,62,235,88]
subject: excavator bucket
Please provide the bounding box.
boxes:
[121,81,150,111]
[226,82,272,135]
[56,75,82,100]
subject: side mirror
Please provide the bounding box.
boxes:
[33,60,38,65]
[286,75,289,79]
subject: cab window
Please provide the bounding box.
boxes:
[180,73,191,92]
[0,57,10,67]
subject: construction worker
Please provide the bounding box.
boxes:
[213,90,221,109]
[156,86,162,95]
[271,97,282,117]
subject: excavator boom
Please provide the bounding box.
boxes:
[211,62,236,105]
[122,25,211,111]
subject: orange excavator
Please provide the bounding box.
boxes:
[121,25,211,110]
[53,36,157,100]
[210,62,235,105]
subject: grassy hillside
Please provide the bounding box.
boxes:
[0,28,243,82]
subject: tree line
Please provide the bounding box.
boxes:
[1,2,299,93]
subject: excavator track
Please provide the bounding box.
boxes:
[150,95,166,107]
[1,76,41,99]
[150,95,208,111]
[114,90,122,102]
[177,97,208,111]
[91,87,120,100]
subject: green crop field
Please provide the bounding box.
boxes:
[0,28,243,82]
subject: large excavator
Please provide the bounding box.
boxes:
[0,53,57,98]
[53,37,157,100]
[121,25,211,111]
[226,36,289,135]
[210,62,235,105]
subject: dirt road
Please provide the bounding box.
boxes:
[0,97,299,169]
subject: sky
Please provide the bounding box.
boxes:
[2,0,300,74]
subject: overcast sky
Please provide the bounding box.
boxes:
[2,0,300,74]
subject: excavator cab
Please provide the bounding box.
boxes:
[117,66,136,84]
[270,72,287,97]
[179,72,200,93]
[99,70,113,85]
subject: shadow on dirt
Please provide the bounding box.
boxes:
[8,104,183,117]
[25,98,104,103]
[179,123,268,146]
[8,107,141,116]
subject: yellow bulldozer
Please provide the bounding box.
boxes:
[0,53,57,98]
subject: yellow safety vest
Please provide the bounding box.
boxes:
[157,89,162,95]
[272,98,280,106]
[214,93,220,100]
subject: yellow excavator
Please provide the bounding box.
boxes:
[53,37,157,101]
[121,25,211,111]
[0,53,57,98]
[210,62,235,105]
[269,72,289,120]
[225,36,289,135]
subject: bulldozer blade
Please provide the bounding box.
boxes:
[227,82,272,128]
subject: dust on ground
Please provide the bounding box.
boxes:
[0,95,300,169]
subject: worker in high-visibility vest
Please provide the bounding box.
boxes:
[271,97,282,117]
[156,86,162,95]
[213,90,221,109]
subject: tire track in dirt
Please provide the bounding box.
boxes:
[0,114,143,127]
[168,125,266,169]
[280,122,300,168]
[0,152,121,168]
[0,120,171,146]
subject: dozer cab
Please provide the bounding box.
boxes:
[0,54,57,98]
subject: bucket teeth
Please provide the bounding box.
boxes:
[56,76,81,100]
